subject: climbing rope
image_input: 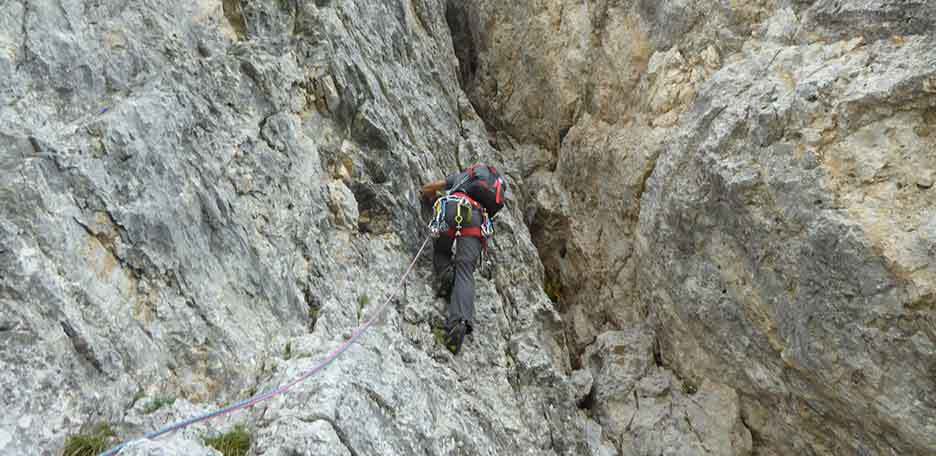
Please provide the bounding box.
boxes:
[99,235,433,456]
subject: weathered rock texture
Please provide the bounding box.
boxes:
[639,33,936,456]
[3,0,936,455]
[457,0,936,455]
[0,0,587,454]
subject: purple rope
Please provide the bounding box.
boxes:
[100,235,432,456]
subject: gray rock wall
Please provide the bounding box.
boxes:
[4,0,935,455]
[638,33,936,455]
[457,0,936,454]
[0,0,589,454]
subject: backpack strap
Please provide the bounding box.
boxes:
[450,192,482,210]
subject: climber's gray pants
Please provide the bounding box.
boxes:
[433,234,482,330]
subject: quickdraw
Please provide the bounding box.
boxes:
[428,195,477,239]
[428,193,495,262]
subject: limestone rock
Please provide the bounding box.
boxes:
[582,326,752,456]
[5,0,936,455]
[638,32,936,456]
[0,0,588,454]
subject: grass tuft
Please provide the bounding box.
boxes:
[432,325,457,354]
[63,423,116,456]
[204,425,251,456]
[357,294,370,320]
[141,395,176,414]
[543,275,562,303]
[432,326,446,347]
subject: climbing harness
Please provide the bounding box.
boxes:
[99,235,433,456]
[428,193,494,262]
[427,169,474,239]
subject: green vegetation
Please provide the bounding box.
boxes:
[142,395,176,414]
[284,341,292,360]
[63,424,116,456]
[308,305,320,322]
[432,325,457,354]
[543,274,562,303]
[682,379,698,395]
[357,294,370,320]
[130,388,146,407]
[432,326,446,347]
[204,425,251,456]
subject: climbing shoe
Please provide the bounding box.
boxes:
[444,321,467,355]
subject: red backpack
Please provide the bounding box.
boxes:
[451,164,507,217]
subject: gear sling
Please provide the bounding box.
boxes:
[428,163,505,266]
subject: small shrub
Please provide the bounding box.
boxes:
[432,325,457,353]
[142,395,176,414]
[63,423,116,456]
[130,389,145,406]
[204,425,251,456]
[357,294,370,320]
[432,326,446,346]
[682,379,698,395]
[543,275,562,303]
[284,341,292,360]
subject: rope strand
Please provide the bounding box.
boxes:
[100,235,432,456]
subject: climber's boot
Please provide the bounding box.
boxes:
[444,320,467,355]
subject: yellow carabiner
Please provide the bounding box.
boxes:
[454,202,463,226]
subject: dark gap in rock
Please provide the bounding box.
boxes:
[363,156,389,184]
[652,335,664,367]
[577,384,596,413]
[349,182,394,235]
[558,125,572,146]
[60,320,104,374]
[0,320,17,332]
[444,0,478,92]
[351,114,391,152]
[304,285,321,332]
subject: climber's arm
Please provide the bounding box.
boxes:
[420,180,446,201]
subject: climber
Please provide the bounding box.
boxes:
[421,164,507,355]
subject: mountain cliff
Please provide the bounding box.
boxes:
[1,1,933,455]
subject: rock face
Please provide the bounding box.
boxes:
[0,0,586,454]
[639,34,936,455]
[3,0,935,455]
[581,326,752,456]
[457,0,936,455]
